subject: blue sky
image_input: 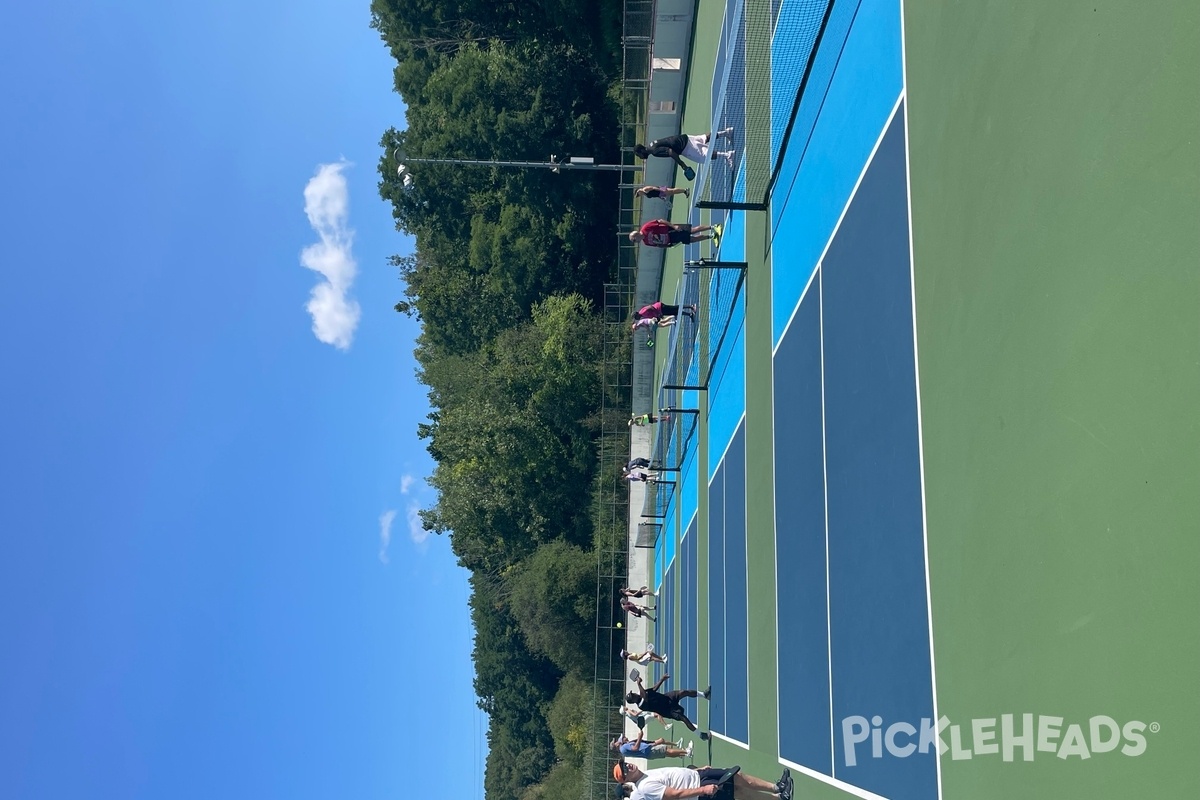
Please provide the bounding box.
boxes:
[0,2,486,797]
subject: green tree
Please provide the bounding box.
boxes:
[507,541,603,674]
[416,295,604,574]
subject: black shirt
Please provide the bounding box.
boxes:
[647,135,687,157]
[637,688,674,715]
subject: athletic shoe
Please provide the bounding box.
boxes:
[685,741,694,758]
[663,723,673,730]
[718,127,735,139]
[775,768,792,794]
[661,653,668,663]
[675,738,684,749]
[701,685,712,699]
[711,225,723,248]
[683,187,690,198]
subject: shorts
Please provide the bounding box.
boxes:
[681,134,710,162]
[667,225,693,245]
[697,767,740,800]
[649,744,670,757]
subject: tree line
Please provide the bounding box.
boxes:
[370,1,627,796]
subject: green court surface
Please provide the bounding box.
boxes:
[642,1,1199,798]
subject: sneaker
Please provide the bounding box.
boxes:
[661,653,668,663]
[675,738,684,748]
[685,741,694,758]
[683,187,691,198]
[718,127,735,139]
[702,685,712,699]
[711,225,723,247]
[663,723,673,731]
[722,152,735,168]
[775,768,791,793]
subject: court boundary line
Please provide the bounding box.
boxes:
[711,730,751,750]
[709,411,748,473]
[770,89,925,793]
[714,422,753,745]
[769,0,866,249]
[772,92,906,359]
[779,757,893,800]
[898,0,943,796]
[819,265,835,774]
[707,414,749,745]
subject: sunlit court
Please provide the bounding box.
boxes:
[628,1,1197,798]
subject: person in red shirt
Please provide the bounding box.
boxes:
[629,219,721,248]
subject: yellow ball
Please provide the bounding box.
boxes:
[616,622,623,628]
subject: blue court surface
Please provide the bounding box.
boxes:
[646,1,1199,799]
[651,1,939,798]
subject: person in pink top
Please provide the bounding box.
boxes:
[631,302,696,332]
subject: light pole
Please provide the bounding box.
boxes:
[394,148,631,176]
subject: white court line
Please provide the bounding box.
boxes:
[710,411,748,471]
[709,419,753,749]
[779,757,894,800]
[819,265,835,774]
[710,730,751,750]
[773,92,907,359]
[898,0,944,795]
[767,89,905,773]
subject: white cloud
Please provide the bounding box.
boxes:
[400,475,415,495]
[407,502,430,547]
[378,509,397,564]
[300,161,360,349]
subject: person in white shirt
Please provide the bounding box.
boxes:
[612,762,792,800]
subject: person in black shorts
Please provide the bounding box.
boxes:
[633,129,736,173]
[626,673,710,733]
[629,219,720,248]
[613,761,793,800]
[636,185,690,202]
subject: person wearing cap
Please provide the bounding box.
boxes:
[621,646,668,665]
[612,761,793,800]
[625,673,709,733]
[610,730,692,760]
